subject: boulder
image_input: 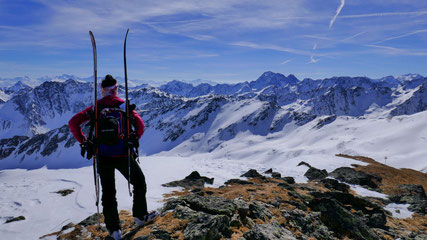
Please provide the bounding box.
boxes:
[329,167,381,189]
[282,209,334,240]
[183,213,232,240]
[183,194,236,217]
[309,198,381,240]
[249,202,273,221]
[304,167,328,181]
[310,191,387,229]
[241,169,263,178]
[390,184,427,215]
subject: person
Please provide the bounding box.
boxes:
[68,74,158,240]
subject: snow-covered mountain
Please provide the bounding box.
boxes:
[0,72,426,171]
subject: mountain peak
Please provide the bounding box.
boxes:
[252,71,299,89]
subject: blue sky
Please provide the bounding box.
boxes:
[1,0,427,84]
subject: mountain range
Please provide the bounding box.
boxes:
[0,72,426,171]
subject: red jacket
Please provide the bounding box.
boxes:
[68,95,145,144]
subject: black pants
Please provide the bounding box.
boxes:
[98,157,148,232]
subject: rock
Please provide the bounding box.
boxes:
[297,161,311,168]
[161,198,188,214]
[310,191,387,229]
[233,199,250,220]
[162,171,214,189]
[243,222,297,240]
[53,189,74,196]
[329,167,382,189]
[277,182,294,191]
[151,229,171,240]
[5,216,25,223]
[241,169,263,178]
[309,197,381,240]
[183,213,232,240]
[282,209,334,239]
[183,194,236,216]
[304,167,328,181]
[282,177,295,184]
[224,179,254,185]
[78,213,101,227]
[249,202,272,221]
[408,200,426,215]
[271,172,281,179]
[369,213,387,228]
[320,178,350,193]
[264,168,273,174]
[174,205,201,220]
[390,184,427,215]
[185,171,214,184]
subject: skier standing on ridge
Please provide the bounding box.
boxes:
[68,74,158,240]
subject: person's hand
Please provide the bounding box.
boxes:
[80,140,94,159]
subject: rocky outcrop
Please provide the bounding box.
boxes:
[330,167,382,189]
[243,222,297,240]
[304,166,328,181]
[47,168,427,240]
[390,184,427,215]
[162,171,214,189]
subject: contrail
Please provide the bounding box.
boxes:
[329,0,345,29]
[374,29,427,44]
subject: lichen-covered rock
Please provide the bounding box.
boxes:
[249,202,272,221]
[183,194,236,217]
[310,191,387,229]
[282,209,334,240]
[390,184,427,215]
[243,222,297,240]
[183,213,232,240]
[309,197,381,240]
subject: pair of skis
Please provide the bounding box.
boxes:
[89,29,133,223]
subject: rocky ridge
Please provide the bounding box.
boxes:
[42,155,427,240]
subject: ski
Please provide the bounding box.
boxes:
[123,28,132,196]
[89,30,101,227]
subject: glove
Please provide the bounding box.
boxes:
[128,132,140,149]
[80,140,94,159]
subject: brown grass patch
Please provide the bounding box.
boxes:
[336,154,427,195]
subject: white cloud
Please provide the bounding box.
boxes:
[280,59,291,65]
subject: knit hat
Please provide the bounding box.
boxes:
[101,74,117,88]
